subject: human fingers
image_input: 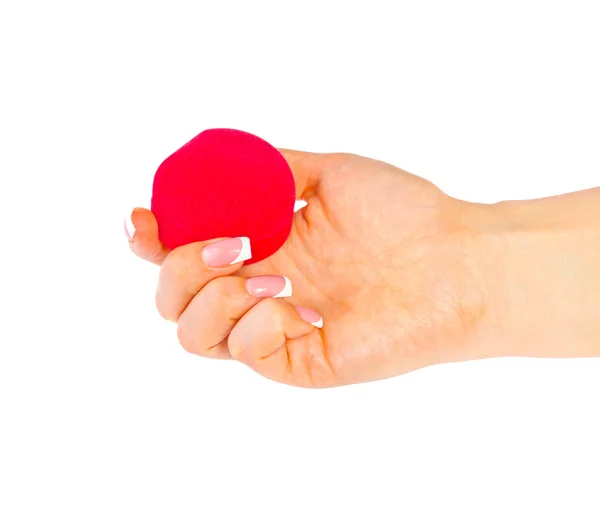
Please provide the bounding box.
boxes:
[125,207,170,265]
[156,237,252,322]
[227,299,332,387]
[176,275,292,359]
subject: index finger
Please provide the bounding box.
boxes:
[155,236,252,322]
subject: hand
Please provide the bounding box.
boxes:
[127,149,503,388]
[127,150,600,387]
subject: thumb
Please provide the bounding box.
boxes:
[277,148,324,200]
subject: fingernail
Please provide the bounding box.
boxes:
[202,237,252,267]
[294,199,308,212]
[124,210,136,241]
[246,276,292,298]
[295,306,323,328]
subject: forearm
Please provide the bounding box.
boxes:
[486,187,600,358]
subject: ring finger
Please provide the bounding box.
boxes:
[176,275,292,359]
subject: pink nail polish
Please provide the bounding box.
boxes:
[295,306,324,328]
[201,237,252,267]
[246,276,292,298]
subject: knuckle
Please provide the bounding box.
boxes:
[227,330,246,361]
[176,320,196,354]
[177,316,225,359]
[202,277,231,304]
[204,277,251,309]
[162,246,203,288]
[257,297,281,315]
[155,292,173,322]
[228,343,245,362]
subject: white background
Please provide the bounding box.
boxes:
[1,1,599,506]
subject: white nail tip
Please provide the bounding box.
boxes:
[294,199,308,212]
[124,212,136,241]
[230,237,252,265]
[312,317,324,329]
[274,276,293,298]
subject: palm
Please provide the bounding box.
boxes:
[131,150,489,388]
[240,153,487,386]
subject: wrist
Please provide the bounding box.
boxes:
[472,189,600,359]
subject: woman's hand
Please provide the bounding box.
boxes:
[126,150,600,387]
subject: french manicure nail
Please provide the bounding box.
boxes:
[202,237,252,267]
[246,276,292,298]
[294,199,308,212]
[124,210,136,241]
[295,306,324,328]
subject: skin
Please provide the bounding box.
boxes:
[128,150,600,388]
